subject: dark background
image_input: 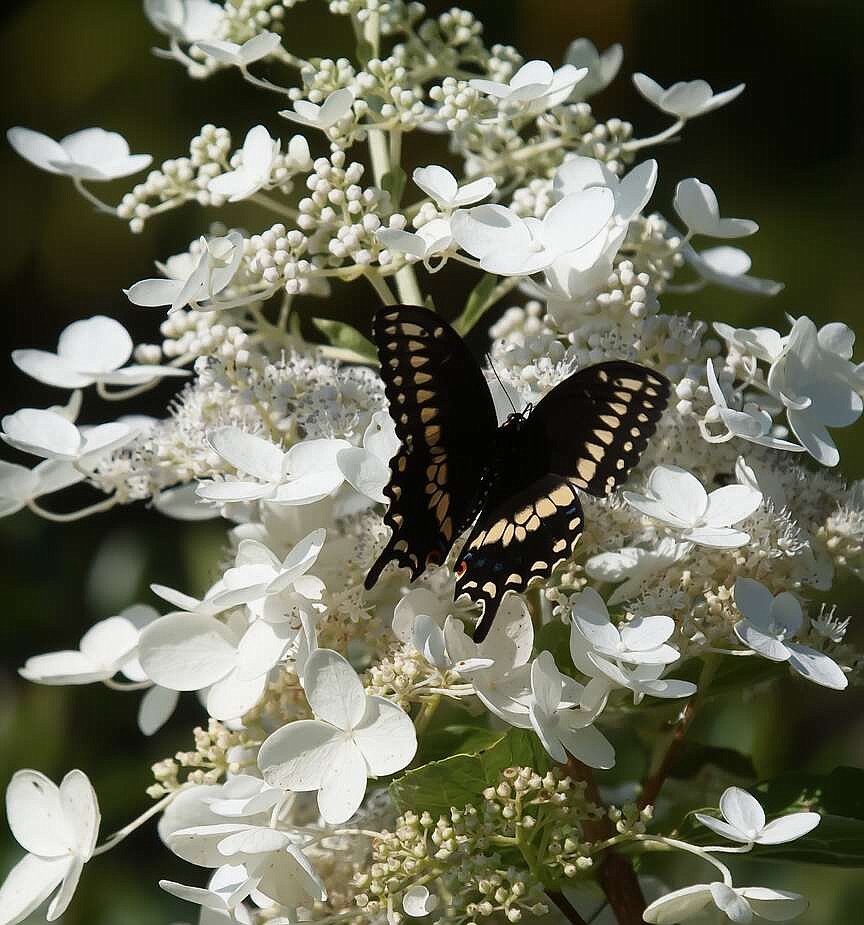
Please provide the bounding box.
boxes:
[1,1,862,921]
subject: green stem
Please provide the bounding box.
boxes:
[413,694,441,734]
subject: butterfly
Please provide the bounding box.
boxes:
[364,305,670,642]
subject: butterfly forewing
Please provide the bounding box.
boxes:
[454,474,585,642]
[525,360,670,498]
[364,305,498,588]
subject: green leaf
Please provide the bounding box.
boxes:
[534,620,572,675]
[381,166,408,209]
[753,766,864,820]
[390,729,549,814]
[311,317,377,363]
[414,724,505,766]
[452,273,499,336]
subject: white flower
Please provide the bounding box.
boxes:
[632,73,745,119]
[403,885,439,917]
[470,60,586,115]
[138,611,271,720]
[530,157,656,300]
[451,187,614,276]
[0,769,99,924]
[732,578,847,690]
[144,0,223,43]
[585,537,692,606]
[377,219,453,262]
[208,125,281,202]
[570,588,681,665]
[7,127,151,180]
[674,179,758,239]
[19,609,146,685]
[154,483,220,521]
[527,652,614,767]
[125,232,244,313]
[411,165,495,210]
[703,360,805,451]
[1,409,134,465]
[695,786,820,846]
[623,464,762,548]
[280,88,355,131]
[151,577,234,619]
[714,322,786,366]
[564,39,623,100]
[196,31,281,67]
[161,823,324,917]
[0,459,84,518]
[204,775,282,820]
[198,429,351,505]
[440,597,535,710]
[258,648,417,824]
[682,243,782,296]
[767,316,864,467]
[336,410,400,503]
[643,882,807,924]
[12,316,186,389]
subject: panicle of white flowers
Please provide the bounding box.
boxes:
[2,2,862,924]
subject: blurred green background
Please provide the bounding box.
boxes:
[1,0,863,921]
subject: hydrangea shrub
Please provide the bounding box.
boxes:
[2,2,863,924]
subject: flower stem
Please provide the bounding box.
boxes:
[413,694,441,734]
[27,495,119,522]
[72,177,116,215]
[638,654,719,810]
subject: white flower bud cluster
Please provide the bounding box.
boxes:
[296,153,395,269]
[148,720,248,797]
[246,221,314,294]
[217,0,293,44]
[356,57,427,128]
[159,309,250,362]
[116,125,232,232]
[428,77,486,133]
[291,57,357,101]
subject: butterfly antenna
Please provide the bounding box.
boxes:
[486,352,518,415]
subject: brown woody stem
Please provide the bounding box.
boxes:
[546,890,589,925]
[558,756,646,925]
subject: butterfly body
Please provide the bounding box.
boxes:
[364,305,670,642]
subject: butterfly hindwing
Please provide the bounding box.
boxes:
[455,474,584,641]
[365,305,497,588]
[525,360,670,498]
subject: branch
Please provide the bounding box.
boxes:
[558,756,646,925]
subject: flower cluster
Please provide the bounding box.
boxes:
[2,2,862,925]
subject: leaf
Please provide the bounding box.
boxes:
[534,621,573,675]
[414,724,505,766]
[311,317,377,363]
[390,729,550,814]
[753,766,864,820]
[453,273,499,336]
[381,166,408,209]
[704,653,785,699]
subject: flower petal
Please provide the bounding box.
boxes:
[643,883,715,924]
[720,787,765,836]
[206,669,268,720]
[302,648,366,729]
[318,738,367,824]
[59,770,100,860]
[786,644,848,690]
[0,853,70,925]
[703,484,762,527]
[208,427,284,483]
[57,316,132,373]
[6,770,73,856]
[138,685,180,736]
[139,613,238,691]
[353,695,417,775]
[258,720,342,792]
[756,812,821,845]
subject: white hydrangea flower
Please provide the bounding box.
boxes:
[1,409,134,465]
[643,882,807,924]
[144,0,223,44]
[377,218,454,262]
[733,578,847,690]
[336,410,400,503]
[767,316,864,466]
[0,769,100,924]
[258,648,417,824]
[564,39,623,100]
[208,125,283,202]
[470,60,586,115]
[0,459,84,518]
[12,316,187,389]
[125,232,244,313]
[280,88,355,131]
[403,884,439,917]
[624,464,763,548]
[411,165,496,210]
[674,178,758,239]
[585,537,692,606]
[451,188,614,276]
[7,127,151,180]
[633,73,745,119]
[695,787,820,846]
[198,429,351,505]
[682,243,783,296]
[196,32,282,68]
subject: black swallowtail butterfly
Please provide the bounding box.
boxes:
[364,305,670,642]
